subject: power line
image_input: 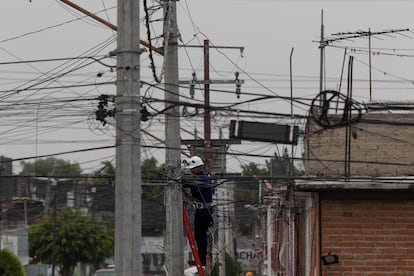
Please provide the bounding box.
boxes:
[0,6,114,44]
[0,55,114,67]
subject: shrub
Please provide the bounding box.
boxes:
[212,252,241,276]
[0,248,26,276]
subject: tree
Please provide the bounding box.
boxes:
[89,161,115,214]
[141,157,165,236]
[141,157,165,205]
[240,162,269,177]
[19,157,83,217]
[235,162,270,236]
[20,157,81,176]
[89,157,166,236]
[212,252,242,276]
[265,147,303,179]
[235,152,303,236]
[0,248,26,276]
[29,207,113,276]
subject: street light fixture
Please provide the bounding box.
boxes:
[321,252,339,265]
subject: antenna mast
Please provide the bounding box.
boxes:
[326,28,410,101]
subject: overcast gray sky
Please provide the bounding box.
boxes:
[1,0,414,173]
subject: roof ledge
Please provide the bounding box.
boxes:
[295,177,414,191]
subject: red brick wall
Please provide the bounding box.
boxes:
[320,198,414,275]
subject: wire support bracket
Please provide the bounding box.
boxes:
[109,47,146,56]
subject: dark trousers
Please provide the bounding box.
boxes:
[194,208,213,266]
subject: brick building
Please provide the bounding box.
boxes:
[304,113,414,176]
[266,113,414,275]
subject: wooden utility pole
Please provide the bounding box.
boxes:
[179,41,244,174]
[180,41,244,275]
[114,0,142,275]
[203,40,212,172]
[203,39,214,276]
[164,0,184,275]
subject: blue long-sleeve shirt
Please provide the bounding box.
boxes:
[182,171,213,204]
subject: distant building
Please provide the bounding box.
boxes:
[0,226,29,265]
[0,156,12,175]
[0,156,16,201]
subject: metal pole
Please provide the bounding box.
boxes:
[51,194,56,276]
[289,48,295,275]
[0,194,2,250]
[218,186,225,276]
[24,178,28,225]
[114,0,142,274]
[289,47,294,177]
[368,28,372,102]
[319,10,325,94]
[164,0,184,274]
[267,205,273,276]
[345,56,354,179]
[226,183,235,258]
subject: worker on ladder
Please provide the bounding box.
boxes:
[182,156,214,267]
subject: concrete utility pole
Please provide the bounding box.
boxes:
[163,0,184,275]
[114,0,142,274]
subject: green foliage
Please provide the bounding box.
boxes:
[236,154,302,236]
[90,161,115,213]
[93,161,115,180]
[141,157,164,179]
[89,157,166,235]
[20,157,81,176]
[29,207,113,276]
[240,162,269,177]
[211,253,242,276]
[235,162,268,236]
[141,157,165,202]
[265,148,303,178]
[141,157,165,235]
[0,248,26,276]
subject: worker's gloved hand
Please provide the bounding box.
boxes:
[180,174,194,188]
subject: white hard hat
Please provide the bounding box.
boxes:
[185,156,204,169]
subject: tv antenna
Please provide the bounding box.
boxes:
[326,28,410,102]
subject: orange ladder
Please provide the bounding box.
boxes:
[183,203,205,276]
